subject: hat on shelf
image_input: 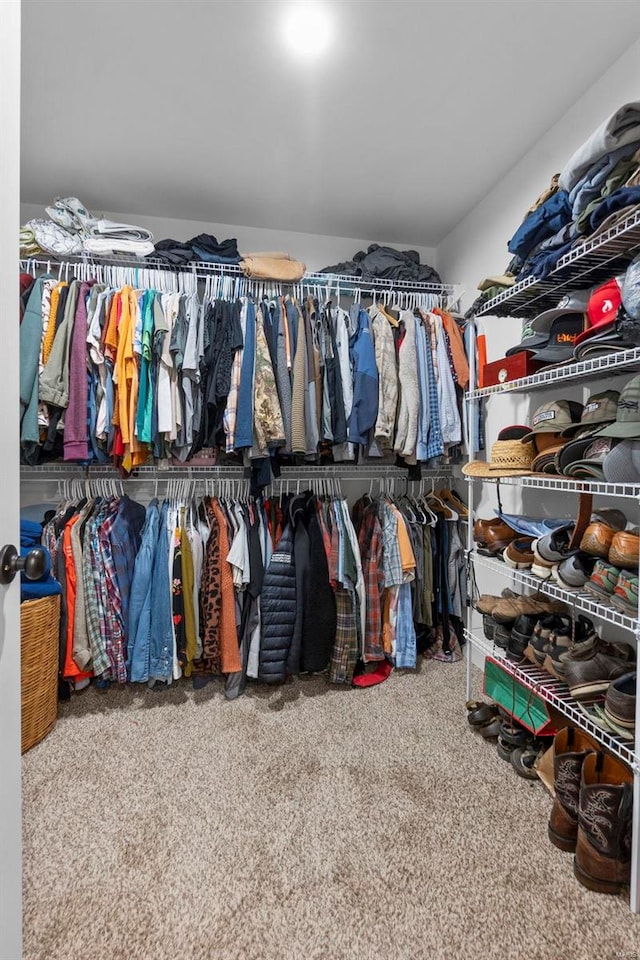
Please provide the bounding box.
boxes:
[521,400,584,443]
[559,390,620,437]
[505,290,590,357]
[527,315,586,363]
[572,277,624,349]
[593,375,640,439]
[603,439,640,484]
[532,445,565,473]
[573,331,635,361]
[462,426,535,477]
[555,434,600,475]
[563,437,617,480]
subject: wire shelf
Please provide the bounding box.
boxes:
[470,551,639,634]
[19,464,453,482]
[466,345,640,399]
[475,208,640,319]
[464,628,637,769]
[20,255,458,298]
[465,474,640,500]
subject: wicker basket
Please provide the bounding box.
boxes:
[21,594,60,753]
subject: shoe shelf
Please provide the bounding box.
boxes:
[466,473,640,501]
[465,345,640,401]
[464,627,637,770]
[470,551,639,635]
[474,207,640,319]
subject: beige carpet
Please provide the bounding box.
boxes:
[22,661,640,960]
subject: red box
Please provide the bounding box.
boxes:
[481,351,544,388]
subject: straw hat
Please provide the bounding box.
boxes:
[463,426,535,477]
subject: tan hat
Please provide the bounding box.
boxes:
[463,427,535,477]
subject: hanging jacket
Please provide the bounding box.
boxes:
[369,306,398,448]
[394,310,419,460]
[347,306,378,445]
[301,499,336,671]
[39,279,80,409]
[252,306,285,454]
[258,520,297,683]
[287,496,308,675]
[20,276,48,461]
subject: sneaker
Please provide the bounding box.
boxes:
[564,640,636,699]
[584,560,621,599]
[524,614,566,666]
[544,619,598,681]
[604,671,636,730]
[553,553,597,590]
[610,570,639,616]
[535,524,576,563]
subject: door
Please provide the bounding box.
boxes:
[0,1,23,957]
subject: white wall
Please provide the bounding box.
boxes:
[20,203,438,275]
[436,37,640,316]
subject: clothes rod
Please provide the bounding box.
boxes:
[19,256,458,297]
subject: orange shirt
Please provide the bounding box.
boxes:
[435,308,470,389]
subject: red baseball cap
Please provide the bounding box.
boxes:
[573,277,623,347]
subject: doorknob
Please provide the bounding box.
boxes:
[0,544,47,585]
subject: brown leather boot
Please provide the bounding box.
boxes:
[574,751,633,894]
[548,727,597,851]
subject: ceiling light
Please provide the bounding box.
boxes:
[283,2,332,58]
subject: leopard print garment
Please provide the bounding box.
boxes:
[193,498,222,675]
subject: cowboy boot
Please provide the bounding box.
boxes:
[574,751,633,895]
[548,727,597,852]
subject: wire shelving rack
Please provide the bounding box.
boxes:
[474,207,640,318]
[463,628,636,769]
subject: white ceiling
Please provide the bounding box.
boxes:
[21,0,640,246]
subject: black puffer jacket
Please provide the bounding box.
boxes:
[258,521,297,683]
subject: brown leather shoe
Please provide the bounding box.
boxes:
[548,727,598,852]
[564,640,635,699]
[474,519,518,555]
[492,595,567,624]
[574,752,633,895]
[503,537,535,569]
[580,522,615,559]
[609,531,640,571]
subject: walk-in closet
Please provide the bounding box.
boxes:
[3,2,640,959]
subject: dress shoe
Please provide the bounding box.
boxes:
[580,522,616,559]
[609,531,640,571]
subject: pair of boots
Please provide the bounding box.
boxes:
[549,727,633,895]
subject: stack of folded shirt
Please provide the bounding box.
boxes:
[21,196,155,258]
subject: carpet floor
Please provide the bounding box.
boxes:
[22,661,640,960]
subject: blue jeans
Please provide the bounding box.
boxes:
[127,500,160,682]
[148,502,174,682]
